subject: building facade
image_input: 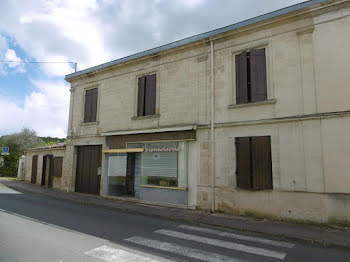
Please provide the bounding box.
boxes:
[25,0,350,224]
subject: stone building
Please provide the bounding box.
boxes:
[24,0,350,224]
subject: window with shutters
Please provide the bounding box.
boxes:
[235,48,267,104]
[137,74,156,116]
[235,136,272,190]
[84,88,98,123]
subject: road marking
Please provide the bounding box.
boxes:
[155,229,286,260]
[85,245,159,262]
[177,225,294,248]
[125,236,243,262]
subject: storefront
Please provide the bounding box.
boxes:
[103,130,196,206]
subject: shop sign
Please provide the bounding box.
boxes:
[145,147,179,152]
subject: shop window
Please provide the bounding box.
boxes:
[235,136,272,190]
[235,48,267,104]
[129,141,188,188]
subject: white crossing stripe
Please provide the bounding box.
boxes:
[125,236,243,262]
[85,245,159,262]
[177,225,294,248]
[155,229,287,260]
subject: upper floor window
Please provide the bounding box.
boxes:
[235,136,272,190]
[84,88,98,123]
[137,74,156,116]
[235,48,267,104]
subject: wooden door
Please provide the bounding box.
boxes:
[41,155,47,186]
[31,155,38,184]
[48,155,54,188]
[75,145,102,195]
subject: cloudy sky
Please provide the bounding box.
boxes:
[0,0,307,138]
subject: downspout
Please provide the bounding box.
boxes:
[210,40,215,213]
[67,87,75,192]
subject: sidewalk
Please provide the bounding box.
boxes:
[2,179,350,248]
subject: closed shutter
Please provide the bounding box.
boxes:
[145,74,156,115]
[235,51,248,104]
[137,76,146,116]
[91,88,98,122]
[53,157,63,177]
[250,49,267,102]
[141,151,178,178]
[235,137,251,189]
[84,89,92,122]
[251,136,272,190]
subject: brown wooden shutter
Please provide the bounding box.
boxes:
[137,76,146,116]
[250,49,267,102]
[53,157,63,177]
[235,51,248,104]
[84,89,92,122]
[91,88,98,122]
[235,137,251,189]
[145,74,156,115]
[251,136,272,190]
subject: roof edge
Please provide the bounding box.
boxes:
[65,0,328,81]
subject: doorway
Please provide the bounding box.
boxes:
[31,155,38,184]
[41,155,54,188]
[75,145,102,195]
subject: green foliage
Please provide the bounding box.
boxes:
[39,136,66,145]
[0,128,66,177]
[2,128,43,156]
[0,155,19,177]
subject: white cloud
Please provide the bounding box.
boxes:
[0,0,307,137]
[0,80,69,138]
[4,49,25,72]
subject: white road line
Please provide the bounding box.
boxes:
[177,225,294,248]
[155,229,287,260]
[85,245,159,262]
[125,236,243,262]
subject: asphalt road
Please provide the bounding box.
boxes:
[0,185,350,262]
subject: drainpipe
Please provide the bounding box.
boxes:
[67,87,75,193]
[210,40,215,213]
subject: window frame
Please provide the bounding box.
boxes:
[230,42,274,106]
[82,86,100,124]
[134,71,159,118]
[235,135,273,191]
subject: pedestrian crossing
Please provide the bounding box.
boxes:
[85,224,295,262]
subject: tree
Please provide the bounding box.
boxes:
[2,128,43,156]
[0,128,44,177]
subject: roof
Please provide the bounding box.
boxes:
[65,0,328,81]
[26,143,66,152]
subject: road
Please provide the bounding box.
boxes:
[0,185,349,262]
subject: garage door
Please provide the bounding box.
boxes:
[75,145,102,195]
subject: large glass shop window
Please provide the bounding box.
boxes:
[107,153,128,196]
[128,141,188,188]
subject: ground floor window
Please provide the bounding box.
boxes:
[235,136,272,190]
[105,141,188,197]
[128,141,188,189]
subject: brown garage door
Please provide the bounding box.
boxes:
[75,145,102,195]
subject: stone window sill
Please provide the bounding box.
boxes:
[227,99,276,109]
[132,114,160,120]
[80,121,99,126]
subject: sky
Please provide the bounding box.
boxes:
[0,0,307,138]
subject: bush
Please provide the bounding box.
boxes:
[0,155,19,177]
